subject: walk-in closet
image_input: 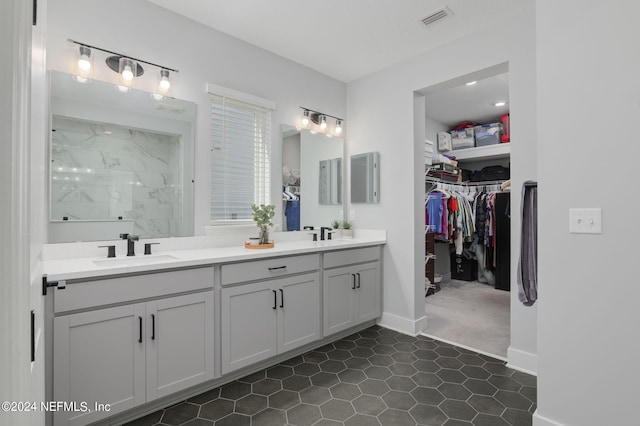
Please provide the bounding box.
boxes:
[420,64,512,359]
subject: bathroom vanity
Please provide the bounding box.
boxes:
[43,232,385,426]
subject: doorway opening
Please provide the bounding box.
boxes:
[418,63,511,359]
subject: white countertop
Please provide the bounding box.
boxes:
[43,232,386,282]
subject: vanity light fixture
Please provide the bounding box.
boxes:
[299,107,345,136]
[67,39,179,92]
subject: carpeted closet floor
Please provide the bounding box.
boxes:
[424,279,510,358]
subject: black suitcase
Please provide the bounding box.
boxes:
[479,165,510,181]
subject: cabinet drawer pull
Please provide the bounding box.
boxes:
[279,289,284,308]
[138,316,143,343]
[151,314,155,340]
[268,266,287,271]
[356,273,361,289]
[272,290,277,309]
[351,274,356,289]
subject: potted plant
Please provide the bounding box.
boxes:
[251,204,275,244]
[341,220,353,238]
[330,219,342,239]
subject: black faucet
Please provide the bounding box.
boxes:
[320,227,332,241]
[120,233,139,256]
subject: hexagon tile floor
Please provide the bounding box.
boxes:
[125,326,536,426]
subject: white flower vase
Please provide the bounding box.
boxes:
[342,229,354,239]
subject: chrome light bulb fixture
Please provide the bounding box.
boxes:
[299,107,345,136]
[70,39,178,93]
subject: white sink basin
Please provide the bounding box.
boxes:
[93,254,178,267]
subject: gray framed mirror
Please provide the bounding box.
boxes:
[48,70,196,243]
[281,124,344,231]
[351,152,380,203]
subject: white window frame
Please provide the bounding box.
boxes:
[208,84,276,226]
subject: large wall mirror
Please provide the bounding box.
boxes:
[48,70,196,243]
[281,124,344,231]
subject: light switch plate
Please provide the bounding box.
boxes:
[569,208,602,234]
[349,210,355,221]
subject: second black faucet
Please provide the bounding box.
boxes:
[120,233,139,256]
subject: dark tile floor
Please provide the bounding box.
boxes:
[125,326,536,426]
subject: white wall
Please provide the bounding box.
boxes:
[347,8,538,370]
[534,2,640,425]
[46,0,346,237]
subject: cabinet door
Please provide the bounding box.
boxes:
[221,282,277,374]
[323,265,357,337]
[53,304,145,426]
[146,291,215,400]
[277,273,321,354]
[355,262,381,324]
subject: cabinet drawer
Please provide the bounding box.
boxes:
[323,246,381,269]
[221,254,319,286]
[54,267,214,314]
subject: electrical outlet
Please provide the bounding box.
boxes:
[569,208,602,234]
[350,210,355,221]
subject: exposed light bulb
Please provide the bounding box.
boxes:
[335,120,343,135]
[159,69,171,92]
[320,115,327,130]
[122,65,134,82]
[77,46,91,73]
[302,110,310,126]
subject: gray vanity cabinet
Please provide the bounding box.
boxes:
[220,255,321,374]
[52,268,215,426]
[323,248,381,337]
[54,304,146,426]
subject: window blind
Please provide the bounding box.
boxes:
[210,94,272,223]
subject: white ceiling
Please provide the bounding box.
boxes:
[423,69,510,127]
[147,0,532,83]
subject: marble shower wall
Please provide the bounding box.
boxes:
[51,116,183,238]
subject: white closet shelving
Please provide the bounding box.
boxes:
[450,142,510,162]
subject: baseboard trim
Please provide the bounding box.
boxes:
[507,346,538,375]
[420,332,507,362]
[533,410,565,426]
[378,312,427,336]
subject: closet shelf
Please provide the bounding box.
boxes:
[449,142,511,162]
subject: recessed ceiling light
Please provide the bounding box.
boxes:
[466,81,477,86]
[494,101,507,107]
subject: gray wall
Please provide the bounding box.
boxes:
[346,8,538,372]
[534,1,640,425]
[46,0,347,235]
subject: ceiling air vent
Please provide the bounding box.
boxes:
[420,6,453,27]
